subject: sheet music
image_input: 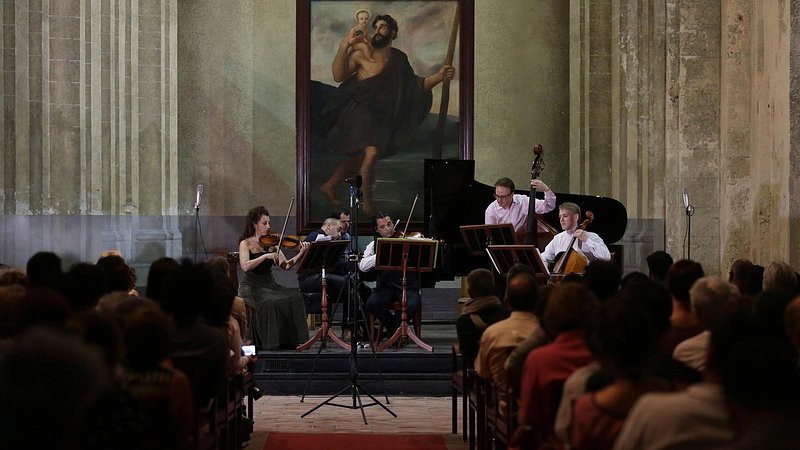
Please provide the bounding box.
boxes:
[314,234,332,242]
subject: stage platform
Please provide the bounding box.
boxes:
[250,285,462,397]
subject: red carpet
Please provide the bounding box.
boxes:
[264,432,448,450]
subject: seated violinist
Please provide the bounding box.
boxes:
[297,217,354,337]
[540,202,611,270]
[238,206,310,350]
[485,177,556,232]
[358,212,420,339]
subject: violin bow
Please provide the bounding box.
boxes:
[401,194,419,237]
[275,197,295,253]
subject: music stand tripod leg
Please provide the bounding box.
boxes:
[300,264,395,422]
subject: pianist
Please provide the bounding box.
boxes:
[484,177,556,232]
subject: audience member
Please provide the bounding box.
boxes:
[513,282,598,450]
[582,260,621,302]
[785,295,800,355]
[162,259,228,409]
[570,298,667,450]
[475,272,542,399]
[26,251,64,291]
[646,250,673,283]
[752,288,796,344]
[97,253,137,296]
[673,276,740,371]
[145,257,180,304]
[456,268,509,365]
[740,264,764,296]
[64,262,107,311]
[762,260,798,293]
[728,258,753,292]
[0,267,27,287]
[660,259,705,353]
[0,328,108,450]
[121,305,193,449]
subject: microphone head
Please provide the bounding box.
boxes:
[682,188,688,208]
[198,184,204,193]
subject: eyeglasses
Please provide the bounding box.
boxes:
[494,193,513,200]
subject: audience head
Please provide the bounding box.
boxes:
[96,254,134,294]
[0,328,107,449]
[762,261,798,293]
[689,276,740,330]
[620,277,673,337]
[753,288,795,343]
[728,258,754,290]
[122,305,175,372]
[0,285,26,339]
[0,267,28,287]
[741,264,765,296]
[505,272,539,312]
[582,260,621,301]
[710,310,800,414]
[646,250,673,282]
[620,271,649,288]
[26,251,64,291]
[467,268,497,298]
[203,271,236,328]
[145,257,180,304]
[64,262,107,312]
[587,297,656,380]
[666,259,704,307]
[12,287,71,335]
[160,259,213,325]
[544,282,598,335]
[66,310,121,375]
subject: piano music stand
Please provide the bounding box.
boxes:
[375,238,438,352]
[459,223,518,256]
[486,244,549,283]
[295,239,351,351]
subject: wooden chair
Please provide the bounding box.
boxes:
[451,343,469,438]
[368,300,422,347]
[469,374,489,450]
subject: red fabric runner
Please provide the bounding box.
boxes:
[264,432,448,450]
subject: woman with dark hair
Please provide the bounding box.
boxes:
[238,206,310,350]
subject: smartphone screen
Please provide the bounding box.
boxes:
[241,345,256,356]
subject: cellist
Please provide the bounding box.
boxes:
[541,202,611,272]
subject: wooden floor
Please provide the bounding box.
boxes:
[248,395,467,449]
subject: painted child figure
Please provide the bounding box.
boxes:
[348,9,373,57]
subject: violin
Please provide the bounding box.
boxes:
[259,233,301,249]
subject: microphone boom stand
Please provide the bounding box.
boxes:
[300,177,395,424]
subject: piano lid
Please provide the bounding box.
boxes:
[424,158,628,257]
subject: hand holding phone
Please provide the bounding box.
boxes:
[241,345,256,356]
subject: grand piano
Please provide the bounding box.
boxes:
[423,159,628,282]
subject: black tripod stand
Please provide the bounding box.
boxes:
[300,177,395,424]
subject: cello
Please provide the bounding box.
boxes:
[548,211,594,284]
[524,145,545,246]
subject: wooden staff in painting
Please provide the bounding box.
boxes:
[433,3,461,159]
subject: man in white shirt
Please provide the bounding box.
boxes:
[540,202,610,269]
[485,177,556,232]
[358,212,420,336]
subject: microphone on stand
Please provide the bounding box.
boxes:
[683,188,689,209]
[195,184,204,211]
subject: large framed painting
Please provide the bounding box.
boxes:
[296,0,474,233]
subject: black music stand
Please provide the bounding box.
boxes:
[459,223,518,256]
[486,244,549,282]
[295,239,351,351]
[374,238,438,352]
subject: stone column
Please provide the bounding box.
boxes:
[665,0,721,273]
[0,0,179,268]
